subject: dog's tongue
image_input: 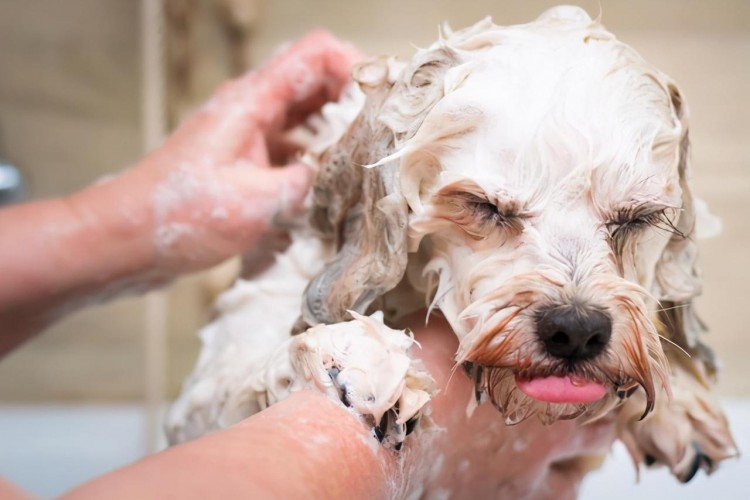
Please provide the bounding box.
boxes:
[515,375,607,403]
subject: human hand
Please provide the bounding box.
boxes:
[0,31,362,351]
[76,31,362,278]
[148,30,361,274]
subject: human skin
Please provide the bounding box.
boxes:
[0,476,32,500]
[0,31,361,355]
[62,315,615,499]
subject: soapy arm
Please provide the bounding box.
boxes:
[0,31,361,355]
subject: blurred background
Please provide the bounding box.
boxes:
[0,0,747,497]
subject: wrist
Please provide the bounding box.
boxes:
[65,169,172,292]
[0,167,173,353]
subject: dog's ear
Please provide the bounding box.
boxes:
[621,80,737,479]
[301,50,458,327]
[654,81,718,376]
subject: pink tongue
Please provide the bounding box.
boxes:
[516,375,607,403]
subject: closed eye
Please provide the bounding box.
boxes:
[433,187,528,239]
[465,195,527,234]
[605,205,683,252]
[606,210,665,236]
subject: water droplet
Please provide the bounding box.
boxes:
[569,375,587,387]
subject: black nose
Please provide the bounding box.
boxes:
[536,305,612,360]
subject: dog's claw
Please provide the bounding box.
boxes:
[699,451,714,471]
[634,435,729,483]
[688,442,717,479]
[405,416,419,436]
[283,313,437,451]
[374,416,387,442]
[327,367,353,408]
[617,359,738,484]
[373,408,413,450]
[680,444,703,483]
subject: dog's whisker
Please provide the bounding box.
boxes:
[657,333,692,360]
[655,303,688,313]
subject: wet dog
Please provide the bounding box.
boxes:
[168,6,737,485]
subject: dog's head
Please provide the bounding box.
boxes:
[302,7,710,424]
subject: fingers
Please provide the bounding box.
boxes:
[228,161,314,219]
[170,31,363,167]
[242,126,271,167]
[240,30,364,130]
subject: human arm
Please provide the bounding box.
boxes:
[63,391,396,499]
[61,316,615,499]
[0,476,32,500]
[0,31,361,355]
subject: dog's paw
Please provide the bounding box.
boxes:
[617,359,739,483]
[260,311,437,450]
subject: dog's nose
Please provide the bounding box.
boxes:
[535,305,612,360]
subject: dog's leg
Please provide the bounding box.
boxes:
[165,234,331,444]
[616,353,738,482]
[260,312,437,450]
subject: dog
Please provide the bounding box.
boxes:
[167,5,738,489]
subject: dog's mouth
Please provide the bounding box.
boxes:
[515,373,609,404]
[462,361,638,425]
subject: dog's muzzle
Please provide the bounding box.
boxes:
[512,304,613,404]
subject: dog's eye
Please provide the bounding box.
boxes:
[607,211,660,236]
[469,199,525,234]
[474,200,502,218]
[433,187,528,239]
[606,208,681,243]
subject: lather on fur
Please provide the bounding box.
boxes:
[167,6,738,486]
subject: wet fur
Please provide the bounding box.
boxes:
[170,6,738,484]
[298,7,737,481]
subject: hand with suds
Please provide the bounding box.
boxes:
[0,31,362,354]
[141,31,361,273]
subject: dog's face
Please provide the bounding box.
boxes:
[401,32,685,423]
[394,18,692,424]
[304,7,704,425]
